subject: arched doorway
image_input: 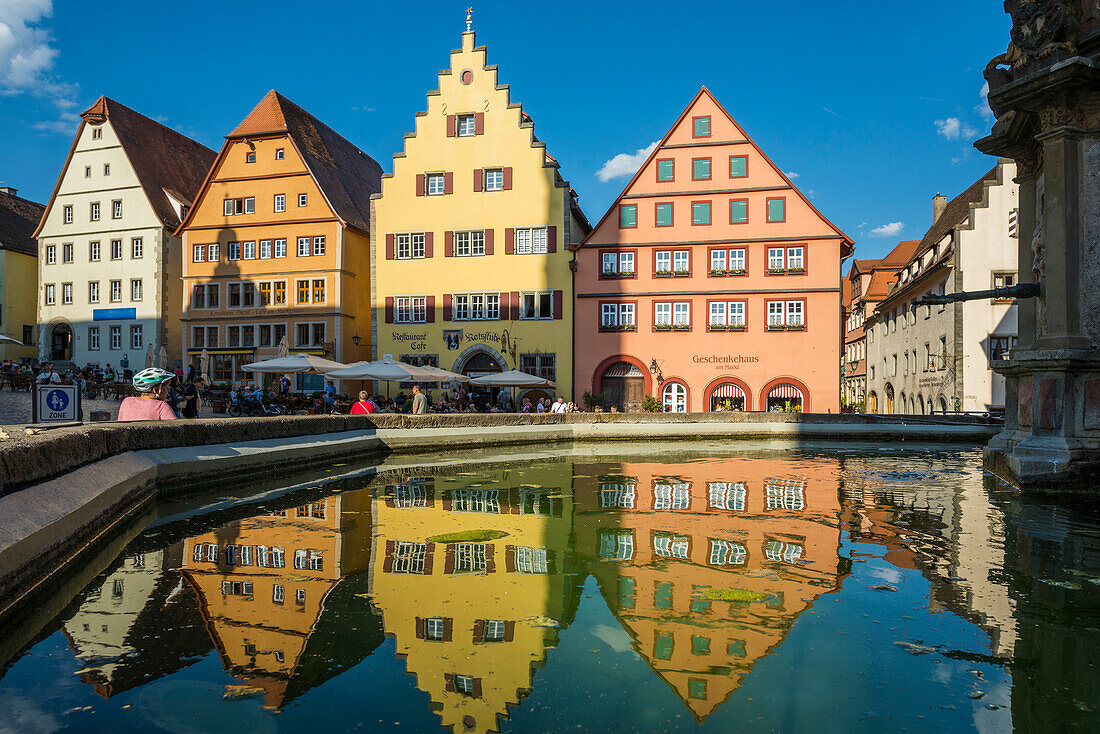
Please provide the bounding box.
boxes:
[458,349,503,405]
[899,391,907,414]
[916,393,925,415]
[868,391,879,414]
[601,361,646,412]
[885,384,895,414]
[938,395,948,414]
[662,381,687,412]
[766,383,803,412]
[50,323,72,362]
[709,381,747,411]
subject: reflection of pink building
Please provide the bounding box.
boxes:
[573,88,852,413]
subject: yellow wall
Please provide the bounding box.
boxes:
[370,468,574,734]
[180,135,370,379]
[0,249,37,360]
[374,30,578,398]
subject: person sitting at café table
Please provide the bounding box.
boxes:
[36,362,61,384]
[279,375,291,396]
[350,391,377,414]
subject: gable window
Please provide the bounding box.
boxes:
[655,203,673,227]
[693,116,711,138]
[104,163,110,176]
[457,114,476,137]
[656,159,674,182]
[692,158,711,181]
[276,148,285,160]
[619,204,637,228]
[223,197,255,216]
[729,155,748,178]
[298,193,308,207]
[767,197,786,222]
[245,151,256,163]
[63,205,73,224]
[691,201,711,225]
[84,166,91,178]
[111,200,122,219]
[90,202,101,221]
[455,230,486,257]
[91,127,102,140]
[274,194,285,213]
[484,169,504,191]
[514,227,547,254]
[427,174,446,196]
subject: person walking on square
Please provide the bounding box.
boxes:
[181,376,204,419]
[118,368,178,421]
[412,385,427,415]
[350,391,377,415]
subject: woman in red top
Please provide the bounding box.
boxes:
[350,391,377,415]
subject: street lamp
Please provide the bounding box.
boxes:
[351,334,361,347]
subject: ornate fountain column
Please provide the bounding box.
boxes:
[979,2,1100,485]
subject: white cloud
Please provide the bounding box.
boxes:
[870,221,905,238]
[596,141,658,182]
[935,116,979,141]
[784,171,799,179]
[975,81,995,122]
[0,1,79,133]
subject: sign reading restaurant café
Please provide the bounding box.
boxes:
[391,329,516,353]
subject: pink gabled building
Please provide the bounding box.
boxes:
[573,87,853,413]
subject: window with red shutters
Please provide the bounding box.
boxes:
[426,295,436,323]
[502,167,512,190]
[443,293,452,320]
[473,169,482,192]
[474,112,485,134]
[424,232,434,257]
[444,231,454,257]
[415,173,425,196]
[385,234,394,260]
[485,228,494,255]
[505,228,515,254]
[547,225,557,253]
[553,290,563,319]
[385,297,394,323]
[510,290,520,320]
[443,172,453,194]
[446,115,457,137]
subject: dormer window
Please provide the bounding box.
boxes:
[275,148,285,160]
[246,151,256,163]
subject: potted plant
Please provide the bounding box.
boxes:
[641,395,662,413]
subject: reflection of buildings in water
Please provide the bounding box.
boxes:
[180,491,378,709]
[844,465,1016,658]
[369,468,580,734]
[62,546,211,698]
[574,460,846,721]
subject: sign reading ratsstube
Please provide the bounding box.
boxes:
[31,384,82,425]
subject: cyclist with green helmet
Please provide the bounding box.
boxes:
[118,368,179,421]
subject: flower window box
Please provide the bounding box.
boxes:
[787,323,805,331]
[655,270,672,278]
[709,323,727,331]
[729,268,746,276]
[767,268,786,275]
[767,323,786,331]
[788,267,806,275]
[672,323,691,331]
[728,324,747,331]
[655,324,672,331]
[618,324,636,332]
[619,270,635,278]
[709,269,727,276]
[673,270,690,277]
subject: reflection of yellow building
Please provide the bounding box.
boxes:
[181,492,373,709]
[574,458,845,721]
[369,468,578,734]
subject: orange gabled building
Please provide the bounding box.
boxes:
[177,91,382,386]
[575,87,852,413]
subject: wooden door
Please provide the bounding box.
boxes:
[623,377,644,412]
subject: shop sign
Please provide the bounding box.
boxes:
[692,354,760,369]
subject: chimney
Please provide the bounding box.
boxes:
[932,193,947,224]
[0,186,17,197]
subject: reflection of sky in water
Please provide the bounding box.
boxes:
[1,447,1096,732]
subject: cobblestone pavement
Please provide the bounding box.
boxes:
[0,388,220,427]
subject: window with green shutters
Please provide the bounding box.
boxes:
[692,201,711,225]
[655,203,673,227]
[689,679,707,700]
[693,116,710,138]
[767,197,786,222]
[619,576,636,610]
[692,158,711,180]
[729,155,748,178]
[619,204,637,228]
[656,159,674,182]
[654,632,674,660]
[654,581,673,609]
[691,636,710,655]
[730,199,748,224]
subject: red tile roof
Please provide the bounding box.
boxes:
[0,189,45,257]
[225,90,382,234]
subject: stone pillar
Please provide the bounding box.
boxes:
[978,1,1100,485]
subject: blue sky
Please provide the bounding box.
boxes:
[0,1,1010,260]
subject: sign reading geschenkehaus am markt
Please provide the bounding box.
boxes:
[372,23,590,402]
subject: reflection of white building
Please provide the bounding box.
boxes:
[64,551,167,685]
[34,96,213,369]
[866,159,1018,414]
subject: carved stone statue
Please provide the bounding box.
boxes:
[987,1,1081,74]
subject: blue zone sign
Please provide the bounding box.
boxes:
[33,384,81,424]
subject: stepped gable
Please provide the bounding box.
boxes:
[0,189,45,256]
[914,166,999,258]
[227,90,382,234]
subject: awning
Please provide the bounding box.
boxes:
[769,384,804,400]
[713,383,745,399]
[187,349,255,355]
[603,363,644,378]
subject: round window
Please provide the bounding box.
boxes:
[461,70,473,85]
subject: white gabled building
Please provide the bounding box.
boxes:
[34,96,215,370]
[866,159,1019,415]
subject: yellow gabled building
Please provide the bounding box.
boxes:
[372,19,589,402]
[178,91,382,386]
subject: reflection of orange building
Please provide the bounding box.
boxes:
[369,468,579,734]
[180,492,374,708]
[573,458,845,721]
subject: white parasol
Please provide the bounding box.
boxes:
[242,353,346,374]
[327,357,467,383]
[468,369,556,388]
